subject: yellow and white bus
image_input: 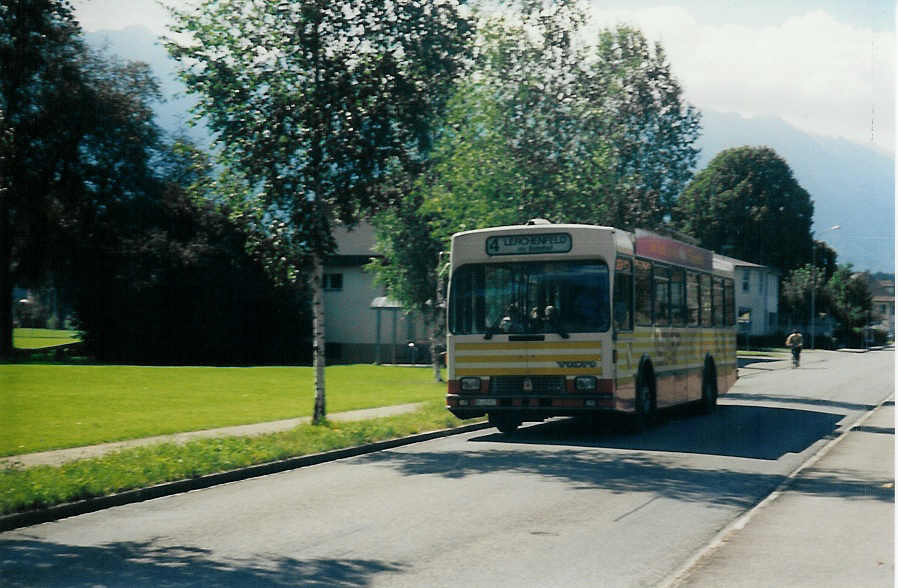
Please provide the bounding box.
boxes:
[445,220,737,433]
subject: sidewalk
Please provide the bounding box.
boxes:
[1,402,425,469]
[672,399,895,587]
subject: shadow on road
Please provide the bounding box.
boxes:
[354,402,888,510]
[0,537,406,587]
[470,404,843,461]
[738,356,783,369]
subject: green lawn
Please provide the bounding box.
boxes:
[1,399,471,515]
[13,328,81,349]
[1,364,447,456]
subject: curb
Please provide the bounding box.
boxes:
[0,421,492,533]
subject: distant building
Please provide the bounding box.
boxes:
[722,257,781,337]
[324,222,428,364]
[868,278,895,337]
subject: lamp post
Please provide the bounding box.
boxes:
[810,225,840,349]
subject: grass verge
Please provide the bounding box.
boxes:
[12,328,81,349]
[1,399,478,516]
[2,364,445,456]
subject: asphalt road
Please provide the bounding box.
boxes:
[2,349,893,587]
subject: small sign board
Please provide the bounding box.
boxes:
[486,233,572,256]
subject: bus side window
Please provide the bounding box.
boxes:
[654,264,670,327]
[700,274,713,327]
[724,278,735,326]
[670,268,685,327]
[635,259,653,326]
[712,277,724,326]
[614,257,633,331]
[686,271,700,326]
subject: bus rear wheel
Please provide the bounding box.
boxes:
[699,364,718,415]
[633,376,656,432]
[489,413,521,434]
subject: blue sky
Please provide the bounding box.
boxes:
[72,0,895,155]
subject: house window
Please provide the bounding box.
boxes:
[323,273,343,291]
[742,272,750,292]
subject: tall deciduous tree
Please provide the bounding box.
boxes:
[591,25,702,220]
[674,146,814,273]
[1,0,162,359]
[371,4,700,344]
[1,0,83,358]
[167,0,473,422]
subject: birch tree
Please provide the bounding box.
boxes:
[167,0,473,422]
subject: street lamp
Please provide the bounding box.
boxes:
[810,225,840,349]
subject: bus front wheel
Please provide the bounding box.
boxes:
[489,413,521,434]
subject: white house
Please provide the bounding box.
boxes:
[724,256,781,336]
[324,222,428,364]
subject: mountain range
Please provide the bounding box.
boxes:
[87,25,895,273]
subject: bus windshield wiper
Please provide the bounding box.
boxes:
[483,316,504,340]
[545,307,570,339]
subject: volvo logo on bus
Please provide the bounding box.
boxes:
[486,233,572,256]
[556,361,597,368]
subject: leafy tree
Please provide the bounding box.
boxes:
[827,265,873,346]
[590,25,702,219]
[371,5,700,341]
[1,0,162,358]
[674,146,814,273]
[779,240,838,323]
[780,264,829,326]
[73,142,313,365]
[167,0,474,421]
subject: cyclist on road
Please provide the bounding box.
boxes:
[786,329,804,367]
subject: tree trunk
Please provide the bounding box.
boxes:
[0,189,13,360]
[431,251,448,382]
[430,321,443,383]
[312,253,326,423]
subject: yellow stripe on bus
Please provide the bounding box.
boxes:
[456,367,604,376]
[455,341,603,351]
[456,353,602,363]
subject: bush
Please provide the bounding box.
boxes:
[72,188,312,365]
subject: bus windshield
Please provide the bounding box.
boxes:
[449,260,610,337]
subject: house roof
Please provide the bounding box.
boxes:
[332,221,377,256]
[716,254,780,274]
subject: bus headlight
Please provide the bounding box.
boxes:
[575,376,597,392]
[460,377,482,392]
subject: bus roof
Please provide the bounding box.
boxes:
[450,222,732,276]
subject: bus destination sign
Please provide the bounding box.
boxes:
[486,233,572,256]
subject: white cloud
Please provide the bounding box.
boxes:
[73,1,894,153]
[586,4,895,154]
[72,0,193,35]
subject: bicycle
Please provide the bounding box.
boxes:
[791,347,801,368]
